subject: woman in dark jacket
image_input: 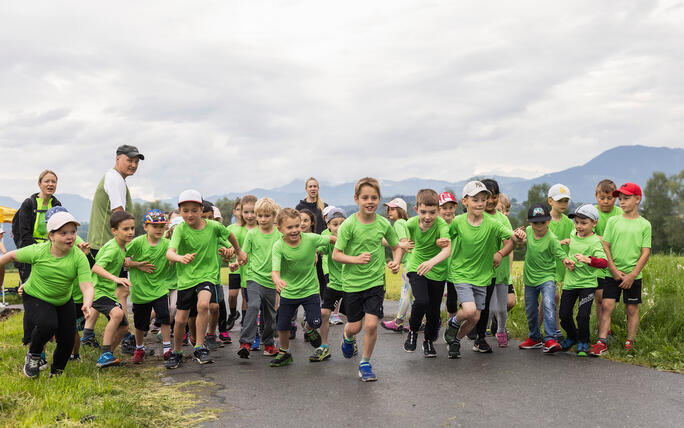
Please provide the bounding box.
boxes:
[13,170,61,284]
[295,177,328,296]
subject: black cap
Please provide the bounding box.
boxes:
[527,203,551,223]
[116,145,145,160]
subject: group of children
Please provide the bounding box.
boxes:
[0,175,650,381]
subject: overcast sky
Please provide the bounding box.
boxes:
[1,0,683,202]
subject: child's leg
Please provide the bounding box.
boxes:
[320,308,332,344]
[72,332,81,355]
[168,289,178,321]
[507,284,516,312]
[539,281,558,341]
[595,280,604,327]
[362,314,379,359]
[524,285,542,340]
[111,324,129,353]
[626,304,639,341]
[195,289,212,347]
[407,273,428,334]
[475,281,495,340]
[132,302,152,347]
[303,295,323,332]
[52,301,76,373]
[261,286,277,346]
[395,266,412,324]
[173,309,190,351]
[575,289,595,344]
[102,307,125,347]
[425,280,445,341]
[598,277,620,339]
[116,285,130,320]
[275,297,297,350]
[492,284,508,334]
[446,282,458,320]
[451,284,485,339]
[240,281,263,345]
[209,302,219,335]
[558,290,579,342]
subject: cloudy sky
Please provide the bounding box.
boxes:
[1,0,683,202]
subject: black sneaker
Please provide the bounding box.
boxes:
[226,312,240,331]
[467,329,477,341]
[422,340,437,358]
[39,355,49,371]
[304,329,322,348]
[121,336,136,355]
[80,334,99,348]
[443,317,461,345]
[165,352,183,369]
[193,346,213,364]
[448,342,461,359]
[49,369,64,379]
[404,331,418,352]
[23,355,41,379]
[270,350,293,367]
[473,338,493,353]
[205,335,220,351]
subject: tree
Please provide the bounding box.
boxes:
[642,170,684,253]
[516,183,550,228]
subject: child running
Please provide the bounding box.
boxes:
[591,183,651,356]
[225,198,246,335]
[271,208,333,366]
[438,192,459,323]
[333,177,403,381]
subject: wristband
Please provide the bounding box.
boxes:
[496,251,504,258]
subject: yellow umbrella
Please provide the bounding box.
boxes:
[0,205,17,223]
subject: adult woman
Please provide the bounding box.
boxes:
[295,177,328,297]
[13,170,61,284]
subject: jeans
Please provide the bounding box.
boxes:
[524,281,557,342]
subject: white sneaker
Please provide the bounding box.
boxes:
[329,313,344,325]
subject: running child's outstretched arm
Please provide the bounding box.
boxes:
[332,248,371,265]
[92,264,132,288]
[0,250,18,267]
[166,247,196,264]
[227,232,248,265]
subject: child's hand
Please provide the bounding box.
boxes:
[574,254,591,264]
[618,272,635,289]
[137,261,156,273]
[387,260,400,274]
[562,258,575,271]
[18,283,24,296]
[559,239,571,246]
[513,227,526,242]
[356,252,371,264]
[116,277,133,288]
[229,262,240,272]
[416,261,434,276]
[237,250,248,266]
[275,279,287,293]
[81,304,92,319]
[180,253,196,264]
[493,252,503,268]
[435,238,450,248]
[218,247,235,260]
[398,240,414,252]
[77,241,91,255]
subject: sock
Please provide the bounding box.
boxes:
[306,328,314,334]
[40,352,46,359]
[453,337,461,345]
[163,341,171,351]
[321,344,329,349]
[279,348,289,354]
[83,328,94,337]
[194,345,201,350]
[361,357,370,364]
[343,332,355,344]
[101,345,111,353]
[136,344,144,350]
[598,337,607,344]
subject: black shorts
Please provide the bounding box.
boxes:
[92,297,129,327]
[277,294,322,331]
[602,277,642,304]
[133,295,170,331]
[344,285,385,323]
[508,284,515,294]
[176,282,219,314]
[74,302,85,331]
[321,287,344,311]
[596,276,611,291]
[228,274,241,290]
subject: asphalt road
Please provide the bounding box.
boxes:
[163,299,683,428]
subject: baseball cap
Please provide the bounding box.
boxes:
[116,145,145,160]
[47,211,80,232]
[169,216,184,228]
[326,208,346,223]
[144,209,167,224]
[44,206,69,222]
[548,184,571,201]
[322,205,335,219]
[212,206,222,219]
[568,204,599,221]
[384,198,408,212]
[438,192,458,206]
[527,203,551,223]
[178,189,203,206]
[462,181,491,198]
[612,182,642,197]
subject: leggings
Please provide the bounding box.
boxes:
[445,282,458,313]
[408,273,445,341]
[395,265,413,322]
[476,280,496,340]
[559,288,595,343]
[22,293,76,373]
[488,283,509,333]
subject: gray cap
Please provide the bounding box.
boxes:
[326,208,346,223]
[568,204,599,221]
[462,181,491,198]
[116,145,145,160]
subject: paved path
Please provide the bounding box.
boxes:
[164,299,684,428]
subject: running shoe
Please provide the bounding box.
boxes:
[624,340,634,351]
[39,355,49,371]
[358,362,377,382]
[270,350,293,367]
[205,334,220,351]
[380,320,405,333]
[309,346,331,362]
[305,329,322,348]
[121,334,136,355]
[263,344,278,356]
[23,355,41,379]
[251,335,261,351]
[543,339,562,354]
[443,316,461,345]
[495,332,508,348]
[80,333,99,348]
[448,341,461,359]
[193,346,213,364]
[96,351,120,368]
[226,312,240,331]
[49,370,64,379]
[131,348,145,364]
[589,341,608,357]
[519,338,543,349]
[467,329,477,341]
[218,331,232,344]
[69,353,81,362]
[329,313,344,325]
[473,338,493,353]
[422,340,437,358]
[182,332,189,346]
[163,349,173,361]
[165,352,183,369]
[237,342,251,359]
[341,336,358,358]
[404,331,418,352]
[576,342,589,357]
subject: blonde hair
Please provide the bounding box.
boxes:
[255,197,280,217]
[497,193,511,210]
[276,207,300,226]
[38,169,58,184]
[305,177,325,212]
[354,177,381,198]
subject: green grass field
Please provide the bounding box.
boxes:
[385,254,684,373]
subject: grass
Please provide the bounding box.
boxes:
[384,254,684,373]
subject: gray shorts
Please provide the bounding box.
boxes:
[454,283,487,310]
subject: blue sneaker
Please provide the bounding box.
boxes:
[252,335,261,351]
[358,362,377,382]
[559,338,576,351]
[341,336,358,359]
[96,351,120,368]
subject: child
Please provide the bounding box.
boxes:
[164,215,183,337]
[225,198,245,335]
[126,209,174,363]
[310,208,346,362]
[591,183,651,356]
[380,198,412,333]
[438,192,459,323]
[271,208,334,367]
[333,177,403,381]
[237,198,281,359]
[442,181,514,359]
[558,204,608,356]
[514,204,569,353]
[91,211,136,368]
[234,196,258,335]
[0,211,93,378]
[495,193,516,318]
[403,189,451,357]
[165,190,246,369]
[593,179,623,333]
[320,207,344,326]
[289,208,318,339]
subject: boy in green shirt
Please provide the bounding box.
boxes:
[403,189,451,357]
[333,177,403,381]
[271,208,334,367]
[591,183,651,356]
[442,181,514,359]
[165,190,246,368]
[438,192,460,323]
[91,211,136,368]
[558,204,608,356]
[126,209,174,363]
[237,198,281,359]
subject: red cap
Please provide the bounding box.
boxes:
[438,192,457,206]
[613,182,642,197]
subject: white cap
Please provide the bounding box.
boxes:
[212,206,222,219]
[568,204,599,221]
[47,211,80,232]
[548,184,571,201]
[169,216,184,228]
[322,205,335,218]
[178,189,203,206]
[462,181,491,198]
[384,198,408,212]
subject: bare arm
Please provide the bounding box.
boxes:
[166,247,196,264]
[0,250,18,267]
[78,281,94,318]
[416,243,451,276]
[228,232,248,265]
[91,264,132,287]
[271,270,287,293]
[493,239,514,268]
[332,248,370,265]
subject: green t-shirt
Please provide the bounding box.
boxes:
[549,213,574,283]
[334,213,399,293]
[126,235,172,304]
[447,214,512,287]
[243,227,282,289]
[17,241,91,306]
[522,227,567,287]
[71,236,88,304]
[405,216,450,281]
[321,229,331,275]
[563,231,606,290]
[488,211,512,285]
[272,233,330,299]
[603,216,651,280]
[93,238,126,301]
[169,219,230,290]
[318,238,343,291]
[393,218,410,265]
[594,205,623,278]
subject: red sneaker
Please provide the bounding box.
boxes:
[589,341,608,357]
[219,331,232,344]
[163,349,173,361]
[263,345,278,356]
[237,342,251,359]
[519,338,543,349]
[543,339,561,354]
[131,348,145,364]
[624,340,633,351]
